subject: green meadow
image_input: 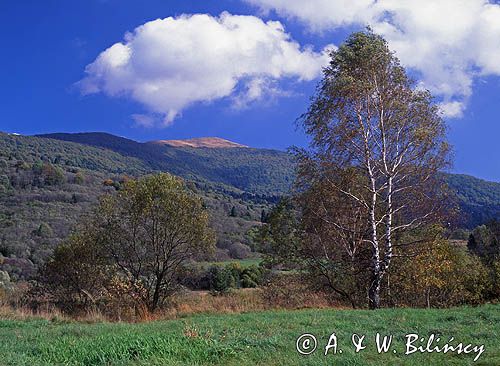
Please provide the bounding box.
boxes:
[0,304,498,365]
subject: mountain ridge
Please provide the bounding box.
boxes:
[33,132,294,196]
[25,131,500,227]
[36,132,249,149]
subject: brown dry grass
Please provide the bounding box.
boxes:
[0,287,334,323]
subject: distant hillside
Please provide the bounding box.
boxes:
[16,132,500,228]
[0,132,275,279]
[0,132,149,175]
[37,133,294,196]
[445,174,500,228]
[150,137,248,148]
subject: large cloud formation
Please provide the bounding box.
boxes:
[79,12,330,126]
[247,0,500,117]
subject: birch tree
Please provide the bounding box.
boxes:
[300,30,450,309]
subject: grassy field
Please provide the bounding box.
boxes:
[0,304,498,365]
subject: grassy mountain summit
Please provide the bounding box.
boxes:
[150,137,248,148]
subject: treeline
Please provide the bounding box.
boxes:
[0,169,497,319]
[0,132,149,175]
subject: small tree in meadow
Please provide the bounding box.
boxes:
[41,173,215,313]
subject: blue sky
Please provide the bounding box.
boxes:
[0,0,499,181]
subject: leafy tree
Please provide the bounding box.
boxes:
[228,242,252,259]
[240,265,262,288]
[41,173,215,313]
[94,173,215,311]
[33,223,53,238]
[74,171,85,184]
[389,229,492,307]
[258,198,301,268]
[226,262,243,288]
[298,29,450,308]
[467,220,500,301]
[39,231,111,312]
[468,220,500,262]
[295,171,372,308]
[260,209,268,223]
[41,162,66,186]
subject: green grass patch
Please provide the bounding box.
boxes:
[0,304,498,365]
[200,258,262,268]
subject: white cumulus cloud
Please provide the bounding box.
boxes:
[246,0,500,118]
[79,12,331,126]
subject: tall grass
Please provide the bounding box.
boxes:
[0,287,333,323]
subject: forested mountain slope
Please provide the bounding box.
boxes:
[446,173,500,228]
[0,131,498,280]
[0,133,271,279]
[36,132,500,228]
[37,132,294,196]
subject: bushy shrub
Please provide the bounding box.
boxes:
[225,262,243,288]
[0,270,13,292]
[208,265,233,295]
[240,265,262,288]
[178,263,210,290]
[388,240,492,307]
[181,261,264,293]
[490,258,500,299]
[36,232,112,312]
